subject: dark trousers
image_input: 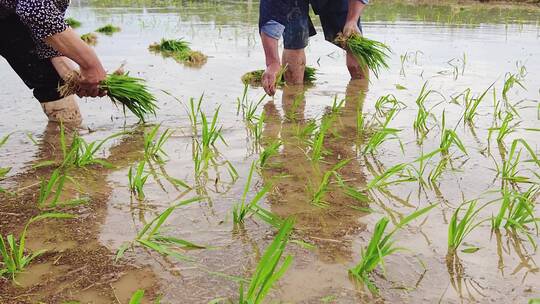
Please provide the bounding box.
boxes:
[0,14,62,102]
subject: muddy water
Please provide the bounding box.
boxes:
[1,0,540,303]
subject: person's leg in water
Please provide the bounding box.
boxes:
[319,11,367,80]
[0,15,82,124]
[282,0,315,85]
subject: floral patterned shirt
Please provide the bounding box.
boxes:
[0,0,70,58]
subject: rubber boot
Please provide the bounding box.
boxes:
[41,95,82,125]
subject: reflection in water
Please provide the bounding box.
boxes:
[261,80,369,264]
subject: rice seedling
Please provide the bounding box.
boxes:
[191,106,227,176]
[241,66,317,86]
[448,200,489,254]
[492,187,539,243]
[362,108,401,155]
[258,140,282,168]
[440,112,467,155]
[502,72,526,102]
[128,161,150,200]
[116,197,204,261]
[149,39,207,66]
[488,112,518,144]
[412,82,439,136]
[233,162,282,227]
[335,33,391,78]
[365,163,414,191]
[461,83,494,124]
[144,124,173,163]
[349,204,437,292]
[334,173,369,203]
[129,290,145,304]
[310,116,333,162]
[294,120,317,143]
[0,212,74,281]
[95,24,121,35]
[65,17,81,28]
[498,139,540,185]
[237,218,294,304]
[310,159,350,208]
[241,94,266,125]
[374,94,406,116]
[284,91,305,121]
[80,33,97,46]
[329,96,346,115]
[59,72,158,122]
[37,169,87,208]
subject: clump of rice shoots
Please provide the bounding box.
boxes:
[336,33,391,78]
[95,24,121,35]
[80,33,97,46]
[59,72,157,122]
[66,17,82,28]
[149,39,207,66]
[241,66,317,86]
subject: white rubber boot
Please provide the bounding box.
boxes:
[41,95,82,125]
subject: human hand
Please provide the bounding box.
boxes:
[343,21,361,38]
[262,63,281,96]
[78,63,107,98]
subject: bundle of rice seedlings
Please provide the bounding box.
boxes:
[59,71,157,122]
[66,17,82,28]
[149,39,207,66]
[95,24,121,35]
[80,33,98,46]
[336,33,391,78]
[241,66,317,86]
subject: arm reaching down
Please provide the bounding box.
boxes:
[343,0,367,37]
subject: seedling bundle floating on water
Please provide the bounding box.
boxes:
[95,24,121,35]
[80,33,97,46]
[149,39,207,66]
[59,72,158,122]
[241,66,317,87]
[66,17,81,28]
[336,33,391,78]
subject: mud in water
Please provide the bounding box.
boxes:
[1,0,540,303]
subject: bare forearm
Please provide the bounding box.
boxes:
[346,0,366,23]
[261,32,280,67]
[44,28,103,70]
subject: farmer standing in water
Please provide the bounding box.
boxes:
[259,0,368,96]
[0,0,107,124]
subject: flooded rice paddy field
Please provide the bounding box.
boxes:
[1,0,540,303]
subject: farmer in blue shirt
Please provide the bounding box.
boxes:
[259,0,368,96]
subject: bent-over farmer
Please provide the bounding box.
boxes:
[259,0,368,96]
[0,0,107,123]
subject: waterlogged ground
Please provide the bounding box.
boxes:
[1,0,540,303]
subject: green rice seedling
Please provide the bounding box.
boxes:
[294,120,317,142]
[116,197,203,261]
[329,95,346,115]
[236,84,249,116]
[259,140,282,168]
[187,95,203,135]
[149,39,207,65]
[448,200,489,254]
[129,290,145,304]
[238,218,294,304]
[429,156,449,182]
[310,117,333,162]
[374,94,406,116]
[363,108,401,155]
[349,204,437,292]
[365,163,413,191]
[310,159,350,208]
[412,82,438,136]
[144,124,173,163]
[488,112,517,144]
[128,161,150,200]
[242,94,266,124]
[334,173,369,203]
[233,162,282,227]
[192,106,226,176]
[440,113,467,156]
[462,84,494,124]
[38,169,66,208]
[336,33,391,79]
[80,33,97,46]
[284,91,305,121]
[502,72,526,102]
[59,72,158,122]
[241,66,317,86]
[95,24,121,35]
[65,17,81,28]
[0,212,74,281]
[249,112,265,147]
[498,139,540,185]
[492,187,539,241]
